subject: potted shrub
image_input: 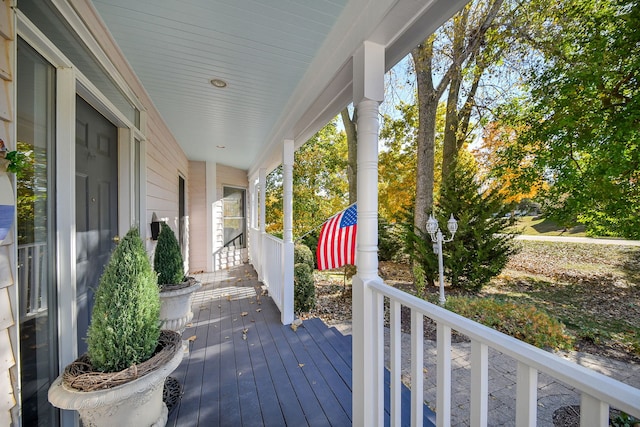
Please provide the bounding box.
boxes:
[48,228,183,426]
[154,222,201,333]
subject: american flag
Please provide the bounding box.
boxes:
[316,204,357,270]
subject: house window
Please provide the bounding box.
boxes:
[223,187,246,249]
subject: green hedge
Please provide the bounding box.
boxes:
[294,243,315,313]
[445,296,574,351]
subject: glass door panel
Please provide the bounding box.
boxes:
[17,38,58,427]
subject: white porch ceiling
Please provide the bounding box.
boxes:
[91,0,468,174]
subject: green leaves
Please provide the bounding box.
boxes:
[87,228,160,372]
[500,0,640,238]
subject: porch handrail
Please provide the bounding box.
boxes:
[369,278,640,426]
[224,232,244,248]
[262,233,284,311]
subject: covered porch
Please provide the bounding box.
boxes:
[2,1,639,426]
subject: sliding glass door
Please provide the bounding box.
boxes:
[17,38,58,427]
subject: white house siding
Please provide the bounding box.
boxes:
[0,1,17,425]
[145,110,189,235]
[188,161,207,273]
[213,164,249,270]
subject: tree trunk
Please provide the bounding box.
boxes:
[341,107,358,205]
[411,38,442,233]
[442,9,468,180]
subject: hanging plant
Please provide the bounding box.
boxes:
[3,150,30,175]
[1,139,31,176]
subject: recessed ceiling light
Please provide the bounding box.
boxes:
[210,78,227,88]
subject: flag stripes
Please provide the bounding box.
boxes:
[316,204,357,270]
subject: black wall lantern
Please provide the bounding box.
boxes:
[150,212,161,240]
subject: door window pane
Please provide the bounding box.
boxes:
[223,187,246,248]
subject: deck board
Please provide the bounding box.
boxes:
[167,264,435,427]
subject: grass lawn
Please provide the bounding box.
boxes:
[509,215,587,237]
[482,240,640,361]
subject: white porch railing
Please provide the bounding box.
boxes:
[17,242,48,318]
[261,233,284,312]
[369,278,640,427]
[249,227,261,276]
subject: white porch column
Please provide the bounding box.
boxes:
[352,41,385,427]
[258,167,266,281]
[281,140,295,325]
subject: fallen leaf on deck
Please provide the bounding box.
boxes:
[298,363,304,368]
[186,323,193,327]
[256,308,262,313]
[241,312,248,316]
[187,335,197,342]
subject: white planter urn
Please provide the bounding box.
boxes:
[48,332,184,427]
[159,280,202,333]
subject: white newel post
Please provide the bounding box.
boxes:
[281,140,295,325]
[352,41,385,427]
[258,167,267,281]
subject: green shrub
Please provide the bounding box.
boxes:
[294,243,316,312]
[445,296,574,351]
[154,222,185,285]
[379,218,403,262]
[406,158,517,292]
[294,243,314,269]
[299,232,319,268]
[87,228,161,372]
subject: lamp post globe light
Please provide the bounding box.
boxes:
[426,214,458,306]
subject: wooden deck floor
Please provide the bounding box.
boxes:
[167,264,435,427]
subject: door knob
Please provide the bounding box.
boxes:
[112,235,120,243]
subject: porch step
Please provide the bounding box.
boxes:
[303,317,436,427]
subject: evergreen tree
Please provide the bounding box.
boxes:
[87,228,160,372]
[154,222,185,286]
[436,156,517,292]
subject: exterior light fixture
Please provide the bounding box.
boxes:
[210,78,227,88]
[426,214,458,306]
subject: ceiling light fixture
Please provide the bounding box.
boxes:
[210,78,227,88]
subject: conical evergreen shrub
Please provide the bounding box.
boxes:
[154,222,185,286]
[87,228,160,372]
[436,156,517,292]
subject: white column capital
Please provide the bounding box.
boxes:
[283,139,294,165]
[353,41,385,105]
